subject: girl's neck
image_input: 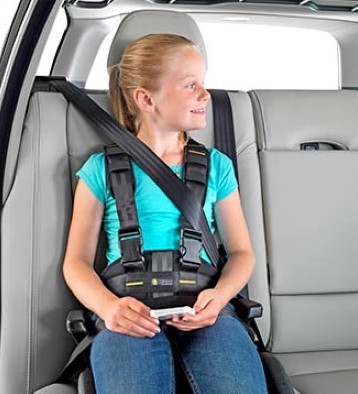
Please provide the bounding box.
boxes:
[137,127,185,165]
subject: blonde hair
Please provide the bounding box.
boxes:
[108,33,196,139]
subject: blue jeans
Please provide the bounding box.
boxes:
[90,312,268,394]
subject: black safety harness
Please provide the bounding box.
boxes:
[101,140,219,309]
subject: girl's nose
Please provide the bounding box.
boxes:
[200,85,210,102]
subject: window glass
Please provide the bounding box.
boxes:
[199,22,340,90]
[0,1,21,54]
[0,4,66,72]
[86,30,115,89]
[37,7,67,75]
[86,21,340,90]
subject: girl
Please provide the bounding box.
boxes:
[63,33,268,394]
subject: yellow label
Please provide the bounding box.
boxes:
[179,279,196,285]
[188,149,206,156]
[125,281,144,287]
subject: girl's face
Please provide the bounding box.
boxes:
[150,46,210,134]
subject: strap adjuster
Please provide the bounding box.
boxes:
[118,226,142,240]
[66,310,90,344]
[119,226,145,271]
[180,228,202,270]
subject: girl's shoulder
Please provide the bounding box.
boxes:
[207,147,234,170]
[82,151,105,169]
[77,152,106,178]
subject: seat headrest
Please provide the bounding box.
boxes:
[251,89,358,150]
[107,10,206,68]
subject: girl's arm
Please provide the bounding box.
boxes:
[210,188,255,303]
[166,189,254,330]
[63,179,160,337]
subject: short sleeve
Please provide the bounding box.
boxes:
[210,149,238,202]
[76,153,107,203]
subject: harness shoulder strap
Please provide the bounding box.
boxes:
[181,140,210,270]
[183,140,209,205]
[105,144,144,271]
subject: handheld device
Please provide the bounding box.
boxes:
[150,306,196,320]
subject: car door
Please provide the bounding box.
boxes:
[0,1,63,392]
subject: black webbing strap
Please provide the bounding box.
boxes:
[183,142,209,205]
[51,79,220,268]
[105,144,144,271]
[209,89,239,181]
[209,89,249,299]
[59,318,105,383]
[210,91,267,349]
[180,141,209,270]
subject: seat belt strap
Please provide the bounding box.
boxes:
[210,89,239,181]
[210,89,250,299]
[51,79,220,268]
[58,318,105,383]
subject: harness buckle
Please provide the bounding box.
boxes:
[118,226,145,271]
[180,228,202,271]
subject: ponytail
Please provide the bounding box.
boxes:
[108,65,137,134]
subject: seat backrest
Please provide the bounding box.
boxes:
[0,88,110,393]
[216,91,271,343]
[249,89,358,353]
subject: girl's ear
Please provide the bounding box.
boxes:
[133,87,155,113]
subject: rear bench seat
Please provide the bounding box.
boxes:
[248,89,358,394]
[3,80,358,394]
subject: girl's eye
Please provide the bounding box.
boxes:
[187,82,196,90]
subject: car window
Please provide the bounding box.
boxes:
[86,21,339,90]
[37,7,67,75]
[86,30,115,89]
[0,1,21,54]
[199,22,339,90]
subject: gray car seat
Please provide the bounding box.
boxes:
[246,89,358,394]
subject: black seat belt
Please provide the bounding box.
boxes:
[210,89,264,337]
[51,79,221,268]
[210,89,251,297]
[210,89,239,181]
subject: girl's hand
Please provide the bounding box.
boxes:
[101,296,161,338]
[165,288,227,331]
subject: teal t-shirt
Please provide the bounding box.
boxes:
[77,148,238,265]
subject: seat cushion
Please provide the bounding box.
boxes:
[34,384,76,394]
[276,351,358,394]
